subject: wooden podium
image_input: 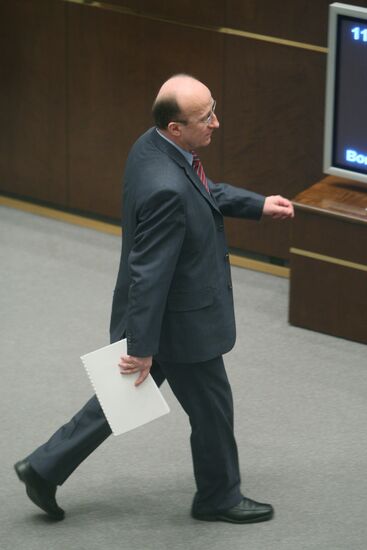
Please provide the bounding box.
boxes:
[289,176,367,344]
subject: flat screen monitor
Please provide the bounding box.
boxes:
[324,2,367,184]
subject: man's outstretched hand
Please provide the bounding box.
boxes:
[263,195,294,220]
[119,355,153,386]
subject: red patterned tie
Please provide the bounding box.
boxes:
[191,150,209,193]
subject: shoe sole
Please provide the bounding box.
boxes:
[192,510,274,524]
[14,463,65,521]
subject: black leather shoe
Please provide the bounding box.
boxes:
[191,497,274,524]
[14,459,65,520]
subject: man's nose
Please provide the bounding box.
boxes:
[209,113,220,128]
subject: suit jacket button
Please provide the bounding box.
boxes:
[218,223,224,231]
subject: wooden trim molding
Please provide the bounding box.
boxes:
[230,255,289,278]
[0,196,121,236]
[62,0,327,53]
[290,247,367,272]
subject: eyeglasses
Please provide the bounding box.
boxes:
[175,99,217,126]
[203,100,216,125]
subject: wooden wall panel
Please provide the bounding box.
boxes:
[68,4,224,218]
[225,0,367,46]
[289,254,366,344]
[68,4,147,218]
[222,36,326,257]
[292,209,367,266]
[1,0,353,260]
[101,0,225,27]
[0,0,67,204]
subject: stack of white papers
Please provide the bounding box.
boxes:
[81,339,170,436]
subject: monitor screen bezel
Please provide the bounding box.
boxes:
[323,2,367,184]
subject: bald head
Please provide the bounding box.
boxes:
[152,74,219,151]
[152,74,211,129]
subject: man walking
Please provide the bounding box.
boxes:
[15,74,294,524]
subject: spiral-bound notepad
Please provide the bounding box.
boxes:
[81,339,170,435]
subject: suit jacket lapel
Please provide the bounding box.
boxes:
[151,129,221,214]
[182,163,221,213]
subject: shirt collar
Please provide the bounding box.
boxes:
[156,129,193,166]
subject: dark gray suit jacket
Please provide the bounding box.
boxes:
[109,128,265,363]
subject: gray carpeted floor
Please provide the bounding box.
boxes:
[1,205,366,550]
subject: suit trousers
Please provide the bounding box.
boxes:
[28,355,243,513]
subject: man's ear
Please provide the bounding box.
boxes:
[167,122,182,137]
